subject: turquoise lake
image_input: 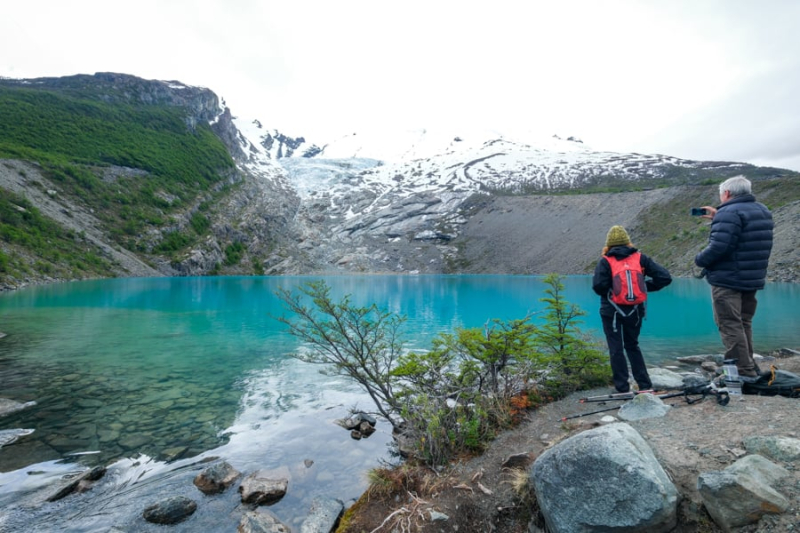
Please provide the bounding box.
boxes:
[0,275,798,531]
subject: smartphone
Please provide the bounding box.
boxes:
[691,208,708,216]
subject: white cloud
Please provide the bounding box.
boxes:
[2,0,800,171]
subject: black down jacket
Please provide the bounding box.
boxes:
[695,194,773,291]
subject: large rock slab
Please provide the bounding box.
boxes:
[142,495,197,525]
[193,460,241,494]
[300,496,344,533]
[0,398,36,417]
[698,467,788,530]
[46,465,106,502]
[239,470,289,505]
[531,422,678,533]
[239,510,291,533]
[647,367,685,391]
[743,435,800,463]
[0,428,34,448]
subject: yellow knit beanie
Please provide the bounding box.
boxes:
[606,225,631,248]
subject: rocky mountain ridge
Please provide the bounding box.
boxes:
[1,73,798,289]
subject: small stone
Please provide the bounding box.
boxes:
[358,421,375,436]
[501,452,533,470]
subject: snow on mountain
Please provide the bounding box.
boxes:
[228,114,753,226]
[213,104,795,276]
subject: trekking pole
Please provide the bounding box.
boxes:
[579,390,666,403]
[658,386,730,406]
[579,392,635,403]
[564,386,730,420]
[559,405,622,421]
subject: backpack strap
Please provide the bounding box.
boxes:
[607,295,643,332]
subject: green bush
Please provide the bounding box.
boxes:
[278,276,610,466]
[154,230,193,253]
[224,242,245,265]
[0,190,114,279]
[190,212,210,234]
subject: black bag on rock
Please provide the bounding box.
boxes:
[742,366,800,398]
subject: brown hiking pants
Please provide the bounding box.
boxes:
[711,285,759,377]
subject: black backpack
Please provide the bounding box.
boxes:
[742,366,800,398]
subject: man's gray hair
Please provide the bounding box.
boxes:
[719,175,752,197]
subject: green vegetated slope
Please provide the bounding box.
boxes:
[633,176,800,277]
[0,186,115,280]
[0,85,234,284]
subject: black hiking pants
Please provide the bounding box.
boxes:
[601,308,652,393]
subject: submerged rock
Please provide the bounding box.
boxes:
[46,466,107,502]
[0,398,36,418]
[300,496,344,533]
[0,428,34,448]
[142,495,198,525]
[239,510,291,533]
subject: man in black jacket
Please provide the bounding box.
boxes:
[695,175,774,380]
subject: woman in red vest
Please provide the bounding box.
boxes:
[592,225,672,393]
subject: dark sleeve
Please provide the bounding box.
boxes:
[641,253,672,292]
[592,257,611,296]
[695,209,741,268]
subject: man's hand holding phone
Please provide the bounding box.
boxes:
[691,206,716,219]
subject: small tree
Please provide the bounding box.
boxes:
[533,274,610,396]
[275,280,405,429]
[276,276,610,466]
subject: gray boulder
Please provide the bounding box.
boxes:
[239,510,291,533]
[531,422,677,533]
[681,373,711,390]
[676,354,723,365]
[300,496,344,533]
[647,367,684,391]
[743,435,800,462]
[725,454,790,486]
[193,460,241,494]
[142,495,197,525]
[239,470,289,505]
[698,459,789,531]
[617,393,671,421]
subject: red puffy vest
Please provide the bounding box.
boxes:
[606,252,647,307]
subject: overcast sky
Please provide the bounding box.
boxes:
[3,0,800,171]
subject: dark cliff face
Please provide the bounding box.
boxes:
[0,72,221,125]
[210,107,248,161]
